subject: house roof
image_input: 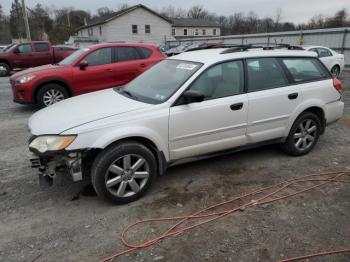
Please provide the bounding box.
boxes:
[172,18,220,28]
[77,4,173,30]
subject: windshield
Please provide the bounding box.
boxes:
[58,48,89,65]
[4,43,16,52]
[117,59,202,104]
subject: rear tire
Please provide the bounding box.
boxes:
[37,84,69,108]
[0,62,10,77]
[91,141,157,204]
[281,112,321,156]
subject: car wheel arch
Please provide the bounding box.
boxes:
[33,79,72,103]
[96,136,168,176]
[286,102,326,137]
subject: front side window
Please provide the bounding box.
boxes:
[119,60,202,104]
[247,58,288,92]
[132,25,138,34]
[282,58,328,82]
[34,43,49,52]
[17,44,32,53]
[189,60,244,100]
[117,47,142,62]
[83,48,112,66]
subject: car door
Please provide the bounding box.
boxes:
[12,43,33,68]
[33,43,52,66]
[72,47,115,95]
[169,60,248,160]
[113,46,146,87]
[246,57,302,143]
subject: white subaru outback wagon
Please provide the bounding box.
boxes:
[28,45,344,204]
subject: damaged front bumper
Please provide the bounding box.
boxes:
[30,151,83,187]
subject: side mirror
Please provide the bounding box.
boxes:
[183,90,204,104]
[79,60,88,70]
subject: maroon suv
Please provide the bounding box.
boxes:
[10,43,166,107]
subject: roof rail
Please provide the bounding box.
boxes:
[220,43,304,54]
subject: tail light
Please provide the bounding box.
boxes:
[333,78,343,93]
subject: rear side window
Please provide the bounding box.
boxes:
[117,47,142,62]
[282,58,328,82]
[83,48,112,66]
[247,58,288,92]
[317,48,332,58]
[34,43,49,52]
[137,47,152,59]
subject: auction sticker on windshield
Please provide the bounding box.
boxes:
[176,63,198,70]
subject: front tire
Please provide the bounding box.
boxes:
[281,112,321,156]
[0,62,10,77]
[91,142,157,204]
[37,84,69,108]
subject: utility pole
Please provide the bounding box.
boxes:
[21,0,31,40]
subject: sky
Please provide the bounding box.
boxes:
[1,0,349,24]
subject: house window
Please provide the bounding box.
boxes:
[202,29,206,35]
[132,25,138,34]
[213,29,217,36]
[145,25,151,34]
[88,28,93,36]
[172,28,176,36]
[99,26,102,36]
[184,29,187,36]
[194,29,199,36]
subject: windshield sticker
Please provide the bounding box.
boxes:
[176,63,197,70]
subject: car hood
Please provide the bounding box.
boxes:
[28,88,150,135]
[11,64,64,79]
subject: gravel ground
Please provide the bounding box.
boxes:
[0,71,350,262]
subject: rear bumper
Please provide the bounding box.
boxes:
[325,100,344,124]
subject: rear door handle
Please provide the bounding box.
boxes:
[288,93,298,100]
[140,63,146,68]
[230,102,243,111]
[106,68,113,72]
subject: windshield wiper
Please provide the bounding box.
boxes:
[118,88,138,100]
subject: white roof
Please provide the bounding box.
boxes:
[169,48,317,64]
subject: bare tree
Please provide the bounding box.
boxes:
[187,5,209,19]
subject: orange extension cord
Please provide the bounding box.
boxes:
[99,171,350,262]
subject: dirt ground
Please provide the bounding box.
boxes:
[0,71,350,262]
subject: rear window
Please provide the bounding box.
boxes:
[137,47,152,59]
[282,58,328,82]
[34,43,49,52]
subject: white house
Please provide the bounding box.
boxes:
[75,4,221,45]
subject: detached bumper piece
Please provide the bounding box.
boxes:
[30,152,83,187]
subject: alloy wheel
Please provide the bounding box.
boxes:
[43,89,65,106]
[105,154,150,198]
[293,119,317,151]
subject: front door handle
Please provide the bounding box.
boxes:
[230,102,243,111]
[140,63,146,68]
[288,93,298,100]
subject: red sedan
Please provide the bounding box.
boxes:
[10,43,165,107]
